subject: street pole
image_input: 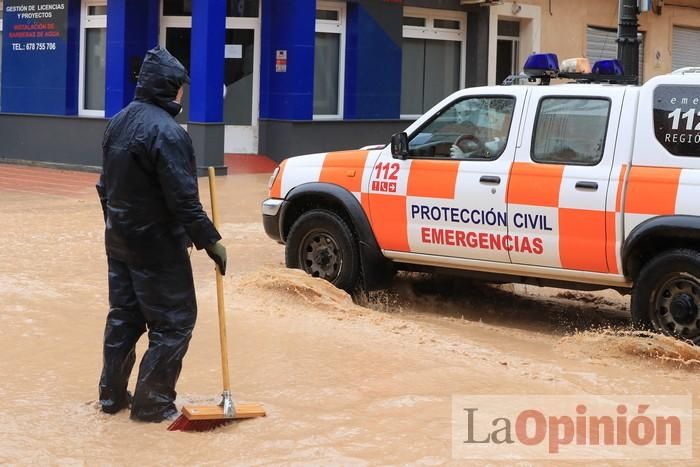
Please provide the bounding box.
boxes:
[617,0,641,84]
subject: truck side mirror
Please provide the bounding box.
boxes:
[391,132,409,160]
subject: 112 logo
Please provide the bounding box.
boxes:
[371,162,399,193]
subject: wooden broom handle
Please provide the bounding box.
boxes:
[207,167,231,393]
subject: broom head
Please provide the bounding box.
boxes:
[167,403,266,432]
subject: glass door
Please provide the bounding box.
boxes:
[223,27,258,153]
[495,20,520,85]
[160,8,260,152]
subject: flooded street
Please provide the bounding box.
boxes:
[1,170,699,465]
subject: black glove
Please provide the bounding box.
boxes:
[205,242,227,275]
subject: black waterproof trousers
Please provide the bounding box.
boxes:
[99,256,197,422]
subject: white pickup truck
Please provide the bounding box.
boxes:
[262,54,700,345]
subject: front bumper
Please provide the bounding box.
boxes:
[262,198,285,243]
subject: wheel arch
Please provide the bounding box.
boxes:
[623,215,700,279]
[279,182,393,290]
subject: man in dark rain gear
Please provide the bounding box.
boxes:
[96,47,227,422]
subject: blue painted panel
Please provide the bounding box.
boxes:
[260,0,315,121]
[1,0,80,115]
[344,1,401,120]
[105,0,160,117]
[189,0,226,123]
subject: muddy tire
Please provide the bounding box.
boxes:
[285,209,360,292]
[631,249,700,345]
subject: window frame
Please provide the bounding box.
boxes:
[530,96,613,167]
[313,0,346,120]
[400,7,467,120]
[79,0,108,117]
[405,94,517,162]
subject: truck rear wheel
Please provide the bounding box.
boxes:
[631,249,700,345]
[285,209,360,292]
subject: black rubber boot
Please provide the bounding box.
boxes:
[127,258,197,423]
[99,258,146,414]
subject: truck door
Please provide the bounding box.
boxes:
[365,89,527,263]
[506,86,625,272]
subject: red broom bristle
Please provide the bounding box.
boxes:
[167,415,235,432]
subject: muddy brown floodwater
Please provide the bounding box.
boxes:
[1,173,699,465]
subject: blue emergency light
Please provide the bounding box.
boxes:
[523,53,560,78]
[504,53,633,87]
[591,59,625,76]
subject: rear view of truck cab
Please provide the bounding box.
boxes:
[262,53,700,346]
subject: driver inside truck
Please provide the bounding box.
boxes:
[449,99,511,160]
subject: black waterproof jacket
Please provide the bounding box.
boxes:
[97,47,220,265]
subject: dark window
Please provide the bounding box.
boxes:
[496,39,519,85]
[88,6,107,16]
[317,9,339,21]
[84,28,107,111]
[227,0,259,17]
[403,16,425,27]
[314,32,341,115]
[434,19,460,30]
[401,38,461,115]
[496,20,520,85]
[532,98,611,165]
[498,20,520,37]
[163,0,191,16]
[164,0,259,17]
[164,27,191,122]
[408,96,516,160]
[653,85,700,157]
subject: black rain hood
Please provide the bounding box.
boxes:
[135,47,190,116]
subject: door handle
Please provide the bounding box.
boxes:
[480,175,501,185]
[575,181,599,191]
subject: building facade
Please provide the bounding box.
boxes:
[1,0,700,170]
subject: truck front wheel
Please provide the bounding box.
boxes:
[632,249,700,345]
[285,209,360,292]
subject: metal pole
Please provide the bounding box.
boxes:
[617,0,641,84]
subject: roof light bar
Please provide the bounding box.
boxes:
[523,53,560,79]
[591,59,624,76]
[560,58,592,74]
[502,53,637,86]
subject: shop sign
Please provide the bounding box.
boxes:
[276,50,287,73]
[4,1,67,54]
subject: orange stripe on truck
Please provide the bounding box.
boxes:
[406,159,460,199]
[559,208,608,273]
[269,160,286,199]
[367,193,409,251]
[605,211,619,274]
[318,150,369,193]
[615,164,627,212]
[507,162,564,207]
[624,166,681,215]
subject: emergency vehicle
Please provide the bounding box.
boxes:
[262,53,700,345]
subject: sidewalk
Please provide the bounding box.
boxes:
[0,164,98,198]
[0,155,277,199]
